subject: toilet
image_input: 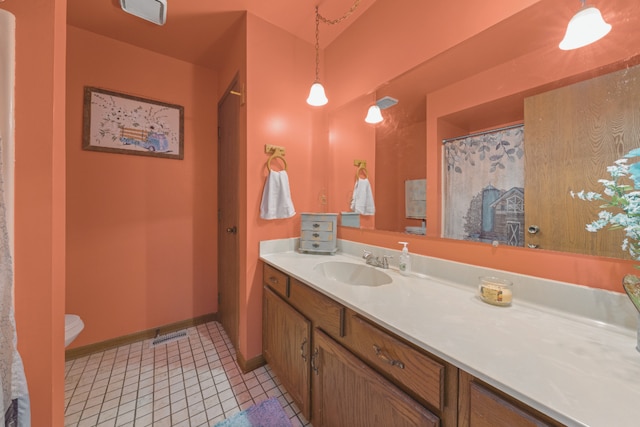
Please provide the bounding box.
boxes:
[65,314,84,347]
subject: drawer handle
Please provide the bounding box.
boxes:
[373,344,405,369]
[268,276,279,285]
[312,233,320,238]
[312,223,320,228]
[300,338,307,362]
[312,243,320,248]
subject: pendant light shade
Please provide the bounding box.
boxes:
[559,3,611,50]
[307,82,328,107]
[306,1,361,106]
[365,105,383,124]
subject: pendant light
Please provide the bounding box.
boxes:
[559,0,611,50]
[364,96,398,124]
[364,105,383,124]
[306,1,361,106]
[307,7,328,106]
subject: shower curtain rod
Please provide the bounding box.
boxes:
[441,123,523,144]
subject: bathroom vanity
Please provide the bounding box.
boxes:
[260,238,640,427]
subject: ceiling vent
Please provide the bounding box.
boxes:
[120,0,167,26]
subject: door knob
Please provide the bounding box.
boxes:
[527,225,540,234]
[226,226,237,234]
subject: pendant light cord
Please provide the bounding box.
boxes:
[314,6,320,82]
[314,0,361,81]
[318,0,362,25]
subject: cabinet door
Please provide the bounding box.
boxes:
[312,329,439,427]
[262,286,311,419]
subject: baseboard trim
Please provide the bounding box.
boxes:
[65,313,218,360]
[237,351,266,373]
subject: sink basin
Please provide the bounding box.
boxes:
[313,261,392,286]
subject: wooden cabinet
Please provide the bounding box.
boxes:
[458,371,564,427]
[311,328,439,427]
[263,263,443,426]
[342,310,458,426]
[262,286,311,419]
[262,263,563,427]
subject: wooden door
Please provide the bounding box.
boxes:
[217,78,241,349]
[524,64,640,257]
[312,329,439,427]
[263,286,311,419]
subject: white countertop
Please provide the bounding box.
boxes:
[260,239,640,427]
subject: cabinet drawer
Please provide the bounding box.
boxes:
[299,240,336,252]
[289,278,344,338]
[301,230,334,241]
[263,263,289,298]
[301,220,334,232]
[469,381,559,427]
[347,314,445,411]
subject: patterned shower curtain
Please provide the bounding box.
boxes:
[0,139,29,427]
[443,125,525,246]
[0,9,30,427]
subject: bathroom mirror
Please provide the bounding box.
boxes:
[328,0,640,259]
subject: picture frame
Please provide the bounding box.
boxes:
[82,86,184,160]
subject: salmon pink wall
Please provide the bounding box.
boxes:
[65,26,218,347]
[325,0,541,108]
[1,0,67,425]
[241,14,323,360]
[327,94,376,229]
[328,0,640,293]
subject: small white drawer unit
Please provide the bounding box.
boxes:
[299,213,338,254]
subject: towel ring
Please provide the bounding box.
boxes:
[355,166,368,180]
[267,152,287,171]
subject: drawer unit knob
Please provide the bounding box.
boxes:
[373,344,405,369]
[312,223,320,228]
[269,276,279,284]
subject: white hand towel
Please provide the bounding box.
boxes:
[350,178,375,215]
[260,170,296,220]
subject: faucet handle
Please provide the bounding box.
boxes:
[382,255,393,269]
[362,249,372,259]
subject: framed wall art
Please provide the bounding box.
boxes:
[82,86,184,159]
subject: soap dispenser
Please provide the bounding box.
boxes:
[398,241,411,276]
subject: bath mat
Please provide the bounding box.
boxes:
[213,397,292,427]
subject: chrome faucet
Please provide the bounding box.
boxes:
[362,249,392,269]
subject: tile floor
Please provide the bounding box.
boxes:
[64,321,311,427]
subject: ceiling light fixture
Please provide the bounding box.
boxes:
[365,105,383,124]
[364,96,398,124]
[559,0,611,50]
[306,0,361,106]
[307,7,328,106]
[120,0,167,26]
